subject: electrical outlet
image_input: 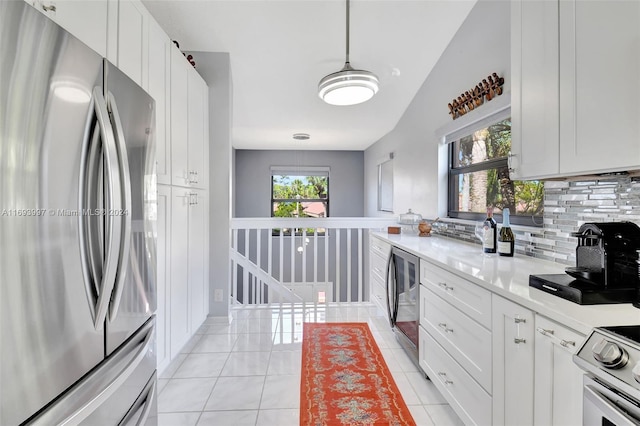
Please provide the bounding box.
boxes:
[214,289,223,302]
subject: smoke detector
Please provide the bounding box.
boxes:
[293,133,310,141]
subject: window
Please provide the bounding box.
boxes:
[448,118,543,225]
[271,167,329,218]
[378,157,393,212]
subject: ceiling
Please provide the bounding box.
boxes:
[142,0,477,151]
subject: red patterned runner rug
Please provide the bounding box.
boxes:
[300,322,416,426]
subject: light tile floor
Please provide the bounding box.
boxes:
[158,303,464,426]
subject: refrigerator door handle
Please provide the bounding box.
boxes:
[27,319,156,426]
[80,87,122,331]
[106,92,133,321]
[120,376,156,426]
[79,117,103,322]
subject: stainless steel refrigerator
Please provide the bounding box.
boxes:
[0,2,157,424]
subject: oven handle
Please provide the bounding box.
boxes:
[584,384,638,426]
[385,250,395,326]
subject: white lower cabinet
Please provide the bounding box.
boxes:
[188,190,208,329]
[156,184,171,372]
[415,256,586,426]
[419,327,492,426]
[168,187,209,361]
[492,295,535,426]
[422,286,492,392]
[369,236,390,312]
[418,260,493,426]
[534,315,584,426]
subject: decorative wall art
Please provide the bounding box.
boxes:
[172,40,196,68]
[447,72,504,120]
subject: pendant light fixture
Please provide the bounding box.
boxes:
[318,0,379,106]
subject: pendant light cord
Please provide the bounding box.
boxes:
[345,0,350,65]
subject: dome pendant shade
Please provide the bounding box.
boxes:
[318,0,378,106]
[318,62,379,106]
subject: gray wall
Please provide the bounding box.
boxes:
[187,51,233,318]
[234,150,364,218]
[364,0,510,219]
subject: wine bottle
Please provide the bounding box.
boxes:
[482,208,497,253]
[498,208,515,257]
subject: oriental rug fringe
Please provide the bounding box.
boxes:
[300,322,416,426]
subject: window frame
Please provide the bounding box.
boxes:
[270,166,330,219]
[446,119,543,227]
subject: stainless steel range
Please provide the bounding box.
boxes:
[574,326,640,425]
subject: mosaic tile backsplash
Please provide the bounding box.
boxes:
[432,176,640,265]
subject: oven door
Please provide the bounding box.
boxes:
[389,247,419,354]
[583,375,640,426]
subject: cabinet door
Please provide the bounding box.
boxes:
[189,190,208,330]
[156,185,171,372]
[170,46,190,187]
[510,0,559,180]
[492,295,534,426]
[117,0,147,87]
[147,17,171,185]
[27,0,108,57]
[187,70,207,189]
[170,187,190,358]
[559,1,640,175]
[534,315,584,426]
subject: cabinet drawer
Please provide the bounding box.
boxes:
[370,248,388,283]
[535,315,583,356]
[419,327,492,426]
[371,281,387,313]
[421,261,492,329]
[421,286,492,393]
[370,237,391,260]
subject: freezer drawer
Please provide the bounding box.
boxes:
[27,317,157,426]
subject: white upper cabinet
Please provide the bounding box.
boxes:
[511,0,640,179]
[26,0,109,57]
[147,17,171,185]
[559,0,640,175]
[116,0,148,88]
[170,46,190,187]
[187,70,208,189]
[171,45,209,189]
[510,0,559,180]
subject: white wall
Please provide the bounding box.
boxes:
[187,51,233,318]
[364,0,510,219]
[235,150,364,218]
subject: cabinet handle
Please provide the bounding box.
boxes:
[189,193,198,205]
[514,317,526,324]
[438,323,454,334]
[438,282,453,291]
[536,327,554,336]
[438,372,453,385]
[508,151,516,173]
[514,338,526,344]
[560,339,576,348]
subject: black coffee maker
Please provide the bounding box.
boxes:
[530,222,640,305]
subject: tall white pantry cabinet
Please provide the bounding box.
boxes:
[22,0,211,375]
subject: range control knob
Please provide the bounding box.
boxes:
[592,339,629,369]
[633,362,640,384]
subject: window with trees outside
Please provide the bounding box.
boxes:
[448,117,544,226]
[271,167,329,219]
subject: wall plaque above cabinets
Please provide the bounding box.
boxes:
[447,73,505,120]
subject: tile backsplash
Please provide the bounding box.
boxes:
[432,176,640,265]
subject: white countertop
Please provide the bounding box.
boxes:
[372,231,640,335]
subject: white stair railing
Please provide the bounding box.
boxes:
[230,217,394,305]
